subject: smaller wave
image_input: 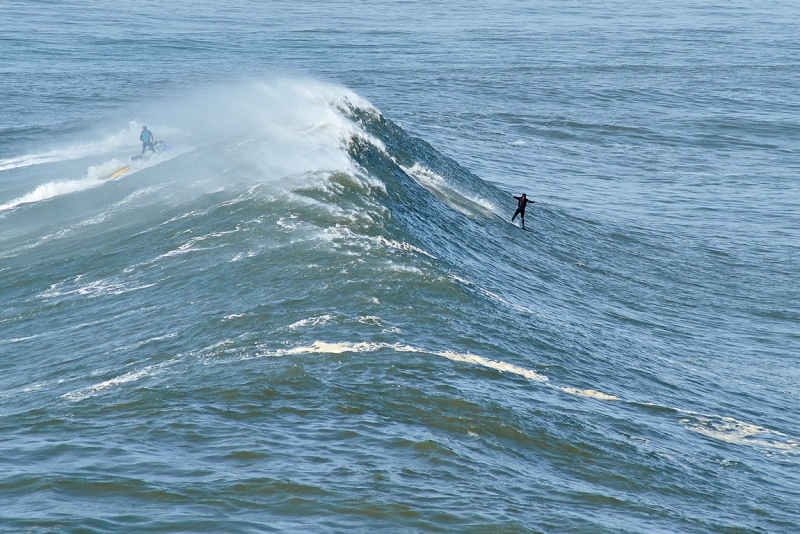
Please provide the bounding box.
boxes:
[62,365,157,402]
[253,339,795,456]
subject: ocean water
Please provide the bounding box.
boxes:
[2,1,799,532]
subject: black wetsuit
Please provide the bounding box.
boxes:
[140,129,155,154]
[511,195,533,228]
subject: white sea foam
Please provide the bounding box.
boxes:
[251,341,416,359]
[276,215,299,229]
[560,387,618,401]
[242,338,799,455]
[282,341,387,355]
[159,228,240,258]
[677,410,798,453]
[382,261,424,275]
[0,334,39,345]
[0,175,106,212]
[39,276,156,300]
[375,236,435,258]
[229,250,261,262]
[382,327,403,334]
[62,366,156,402]
[310,222,434,264]
[260,340,551,383]
[358,315,383,326]
[287,315,335,331]
[436,350,549,382]
[448,273,474,286]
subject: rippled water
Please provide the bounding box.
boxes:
[2,1,799,532]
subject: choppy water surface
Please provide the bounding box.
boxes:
[2,1,799,532]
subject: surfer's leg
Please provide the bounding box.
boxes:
[512,208,521,222]
[521,211,525,228]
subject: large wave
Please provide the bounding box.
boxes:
[2,78,795,461]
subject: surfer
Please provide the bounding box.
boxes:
[511,193,535,229]
[140,126,155,154]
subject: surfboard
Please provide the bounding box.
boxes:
[109,165,131,180]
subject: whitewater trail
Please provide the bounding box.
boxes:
[0,146,192,212]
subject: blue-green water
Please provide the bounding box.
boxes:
[2,1,799,532]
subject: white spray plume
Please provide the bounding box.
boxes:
[1,77,375,212]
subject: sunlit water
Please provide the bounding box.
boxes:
[2,1,799,532]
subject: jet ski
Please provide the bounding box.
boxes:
[131,140,172,161]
